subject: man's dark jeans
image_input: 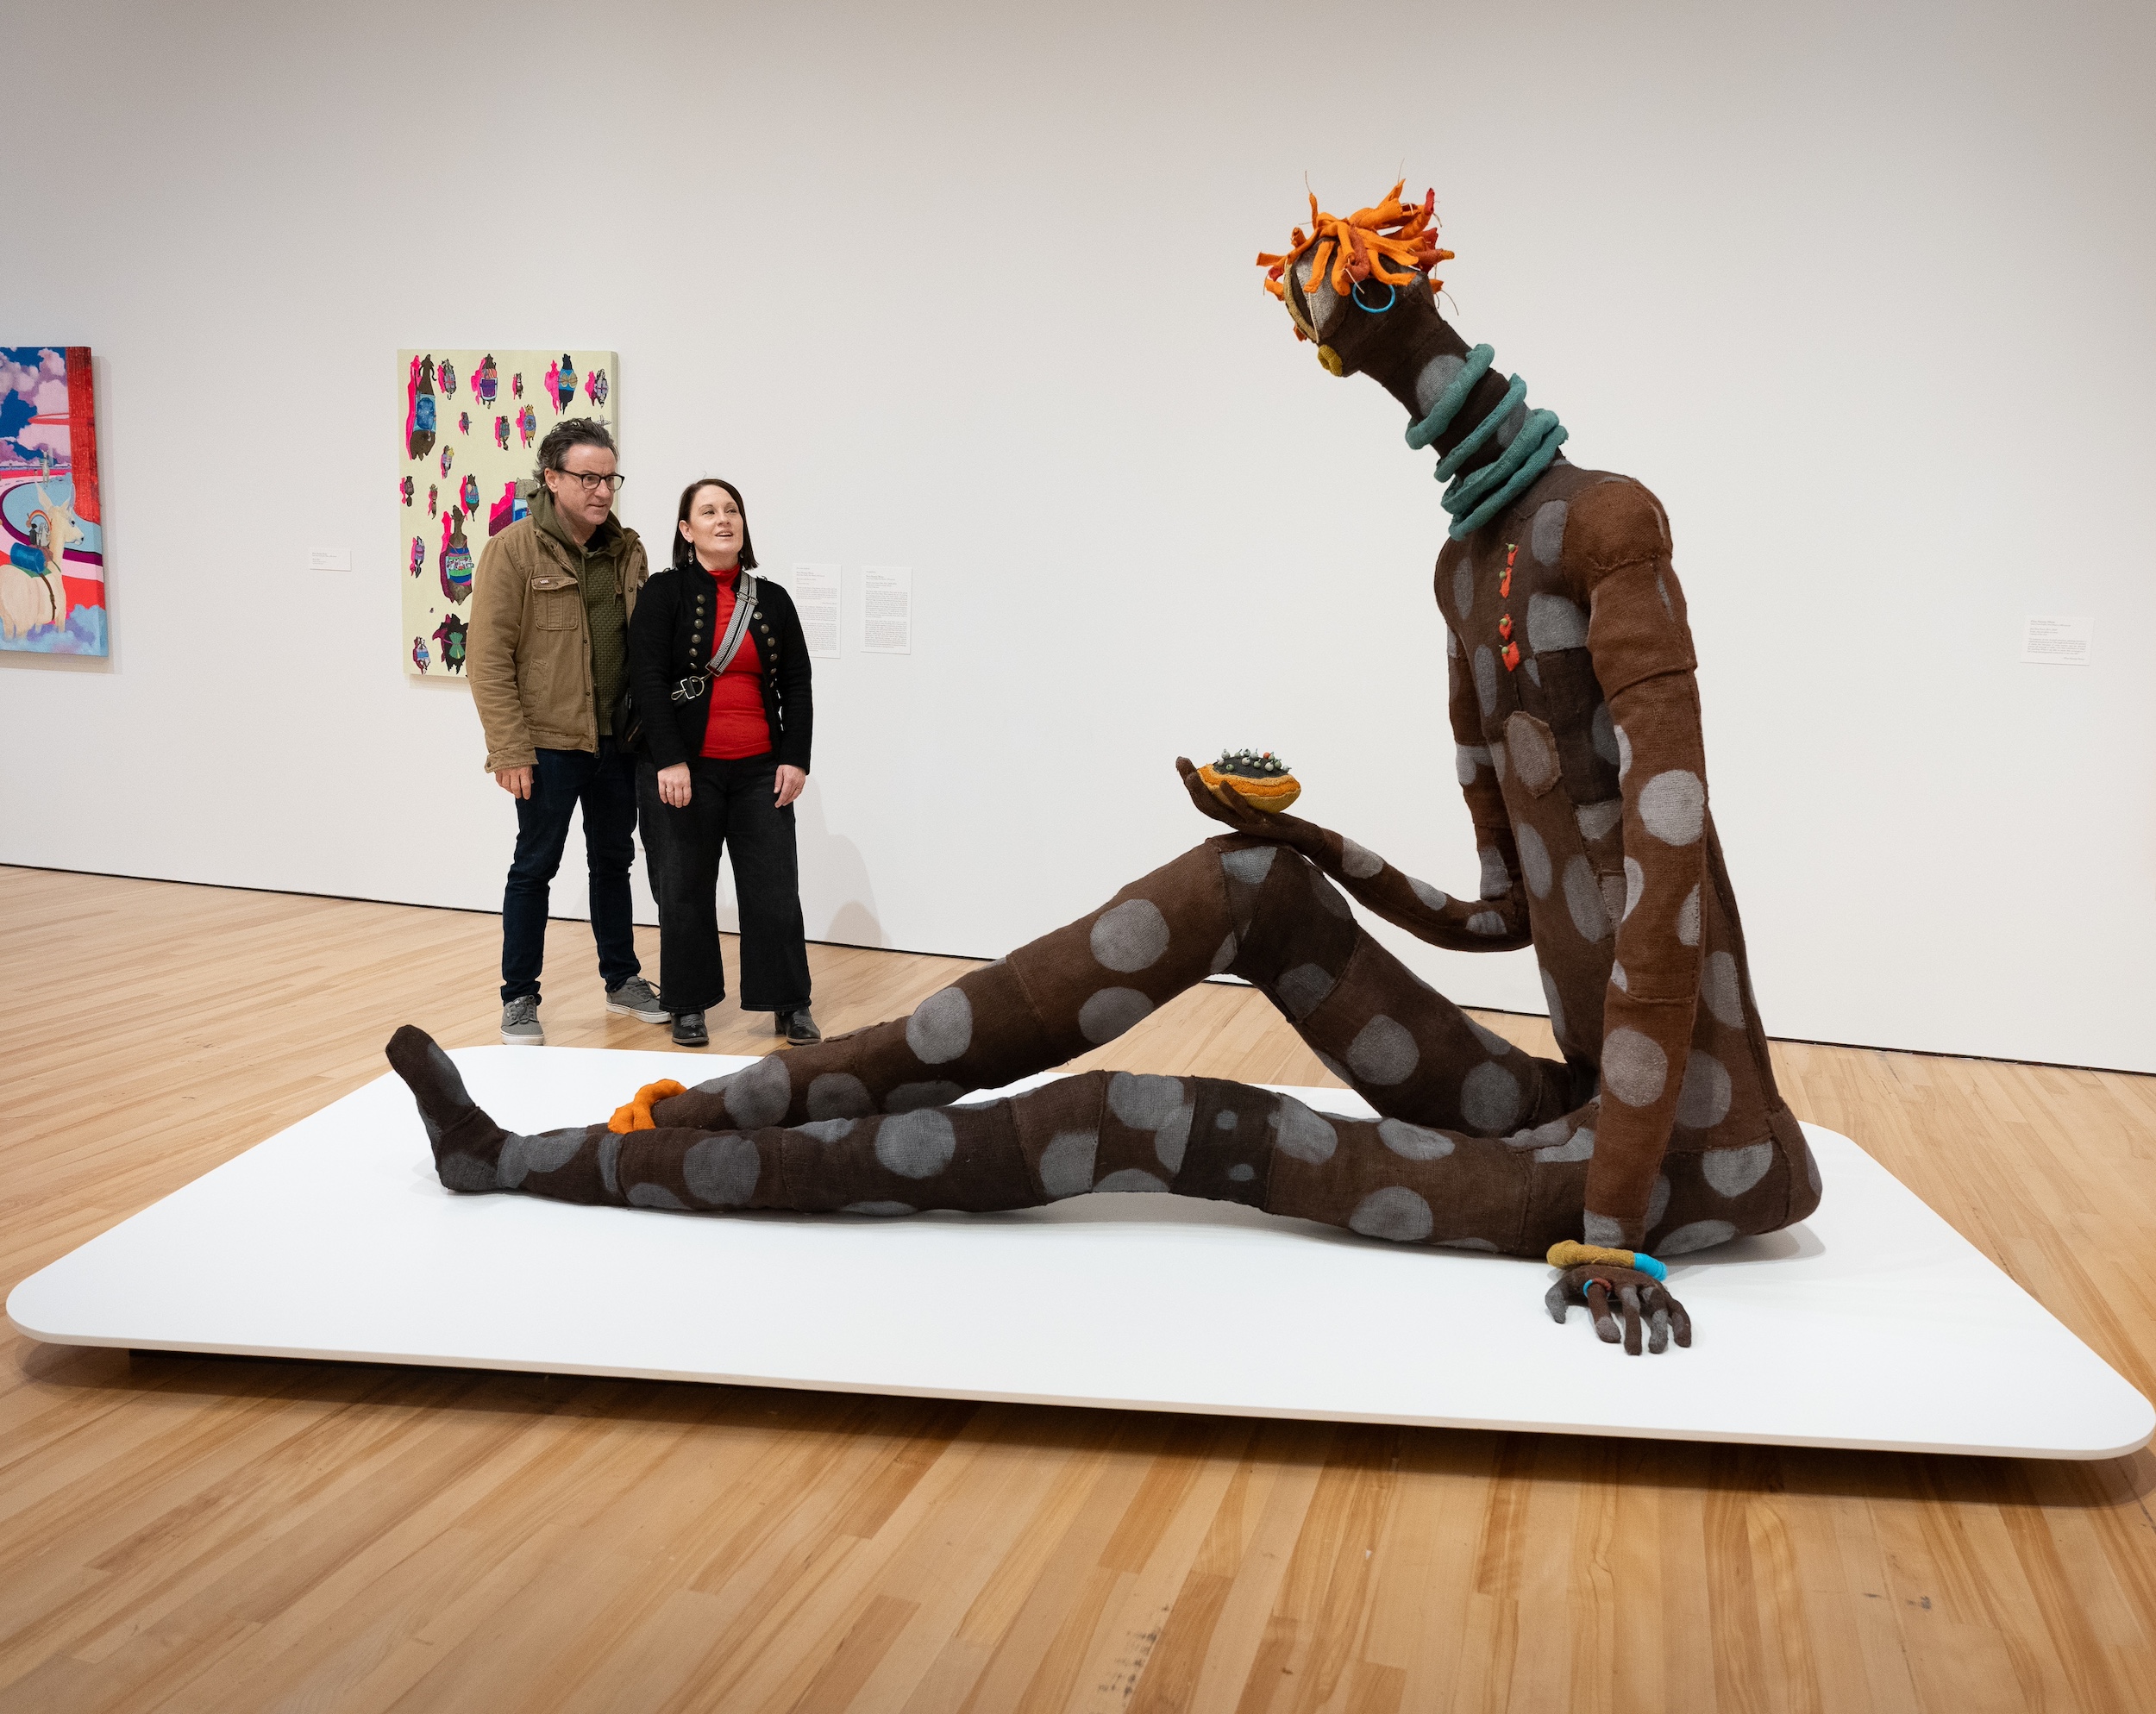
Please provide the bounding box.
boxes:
[501,741,643,1004]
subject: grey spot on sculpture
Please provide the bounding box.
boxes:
[1415,352,1467,415]
[1467,910,1507,937]
[1646,1174,1672,1229]
[1215,1110,1238,1130]
[797,1117,857,1142]
[1473,645,1497,716]
[1346,1015,1420,1085]
[1658,572,1674,618]
[1408,876,1450,911]
[1479,846,1510,899]
[1804,1135,1822,1197]
[1209,933,1239,975]
[1270,1098,1338,1163]
[886,1080,965,1112]
[1094,1168,1169,1194]
[843,1201,915,1217]
[423,1041,469,1106]
[875,1107,957,1179]
[1615,724,1633,781]
[1294,255,1342,341]
[1488,740,1507,784]
[1090,898,1171,973]
[1456,744,1487,785]
[1582,1210,1626,1247]
[1507,713,1559,794]
[1658,1219,1739,1254]
[1540,966,1567,1042]
[1378,1117,1455,1160]
[438,1152,497,1193]
[1703,1141,1773,1197]
[497,1128,584,1188]
[1536,1125,1595,1164]
[1469,1018,1511,1056]
[1276,962,1337,1020]
[1459,1062,1522,1133]
[1313,1052,1351,1083]
[1531,498,1569,565]
[1590,703,1620,766]
[1526,592,1589,653]
[807,1073,874,1121]
[682,1134,761,1206]
[1576,799,1622,843]
[1453,557,1476,620]
[1601,1027,1669,1106]
[1639,770,1705,845]
[1351,1185,1435,1242]
[1675,1051,1733,1129]
[724,1055,793,1129]
[1154,1102,1194,1174]
[1308,866,1353,919]
[1598,873,1628,929]
[1623,855,1645,921]
[1508,1118,1567,1151]
[1438,1235,1501,1252]
[906,986,975,1063]
[1676,885,1702,947]
[1564,854,1610,942]
[627,1183,690,1210]
[1702,950,1744,1027]
[1227,1162,1256,1182]
[1107,1071,1186,1129]
[1494,402,1526,447]
[1078,987,1154,1044]
[1523,657,1541,687]
[599,1131,621,1197]
[1038,1129,1100,1198]
[1610,961,1629,992]
[1220,845,1276,885]
[1515,823,1552,898]
[1340,837,1383,879]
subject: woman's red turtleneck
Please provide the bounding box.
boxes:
[699,564,773,760]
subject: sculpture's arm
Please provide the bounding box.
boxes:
[1567,479,1710,1248]
[1175,738,1530,953]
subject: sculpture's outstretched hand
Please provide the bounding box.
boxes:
[1545,1263,1693,1355]
[1174,756,1324,852]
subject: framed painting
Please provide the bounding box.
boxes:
[1,346,104,656]
[398,349,617,677]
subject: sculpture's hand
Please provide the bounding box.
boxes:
[1544,1263,1692,1355]
[1175,757,1322,851]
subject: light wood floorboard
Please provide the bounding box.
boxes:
[1,866,2152,1713]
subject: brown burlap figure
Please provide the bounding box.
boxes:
[385,181,1819,1352]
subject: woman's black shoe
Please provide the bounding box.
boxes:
[671,1011,709,1048]
[775,1008,821,1044]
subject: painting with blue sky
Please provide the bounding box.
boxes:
[1,346,105,656]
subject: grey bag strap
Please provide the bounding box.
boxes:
[706,570,760,676]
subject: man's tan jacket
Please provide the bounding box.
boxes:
[467,495,649,773]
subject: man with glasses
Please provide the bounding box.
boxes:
[469,418,667,1044]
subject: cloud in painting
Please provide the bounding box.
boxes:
[15,421,69,458]
[0,349,66,410]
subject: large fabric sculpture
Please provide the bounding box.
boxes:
[386,182,1818,1354]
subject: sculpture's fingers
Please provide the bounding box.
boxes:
[1647,1304,1671,1354]
[1665,1292,1694,1348]
[1584,1279,1620,1344]
[1617,1284,1644,1356]
[1544,1278,1573,1324]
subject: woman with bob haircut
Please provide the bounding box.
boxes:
[626,478,818,1048]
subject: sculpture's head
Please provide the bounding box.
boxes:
[1257,181,1453,384]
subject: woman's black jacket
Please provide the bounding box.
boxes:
[625,563,812,772]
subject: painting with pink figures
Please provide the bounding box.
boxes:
[2,346,106,656]
[397,348,615,678]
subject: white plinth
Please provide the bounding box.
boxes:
[9,1048,2149,1459]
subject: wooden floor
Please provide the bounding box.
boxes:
[2,866,2153,1714]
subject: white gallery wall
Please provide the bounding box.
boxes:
[3,0,2150,1071]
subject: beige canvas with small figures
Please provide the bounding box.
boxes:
[397,349,617,679]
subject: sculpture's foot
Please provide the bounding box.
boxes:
[385,1025,510,1192]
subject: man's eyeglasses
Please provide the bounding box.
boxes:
[555,470,625,495]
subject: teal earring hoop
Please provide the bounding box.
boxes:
[1351,279,1395,314]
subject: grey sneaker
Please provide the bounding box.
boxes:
[500,995,543,1046]
[605,974,668,1023]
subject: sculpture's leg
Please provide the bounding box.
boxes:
[652,836,1571,1138]
[386,1025,1595,1254]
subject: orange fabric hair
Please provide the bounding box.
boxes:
[609,1079,687,1134]
[1256,180,1453,340]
